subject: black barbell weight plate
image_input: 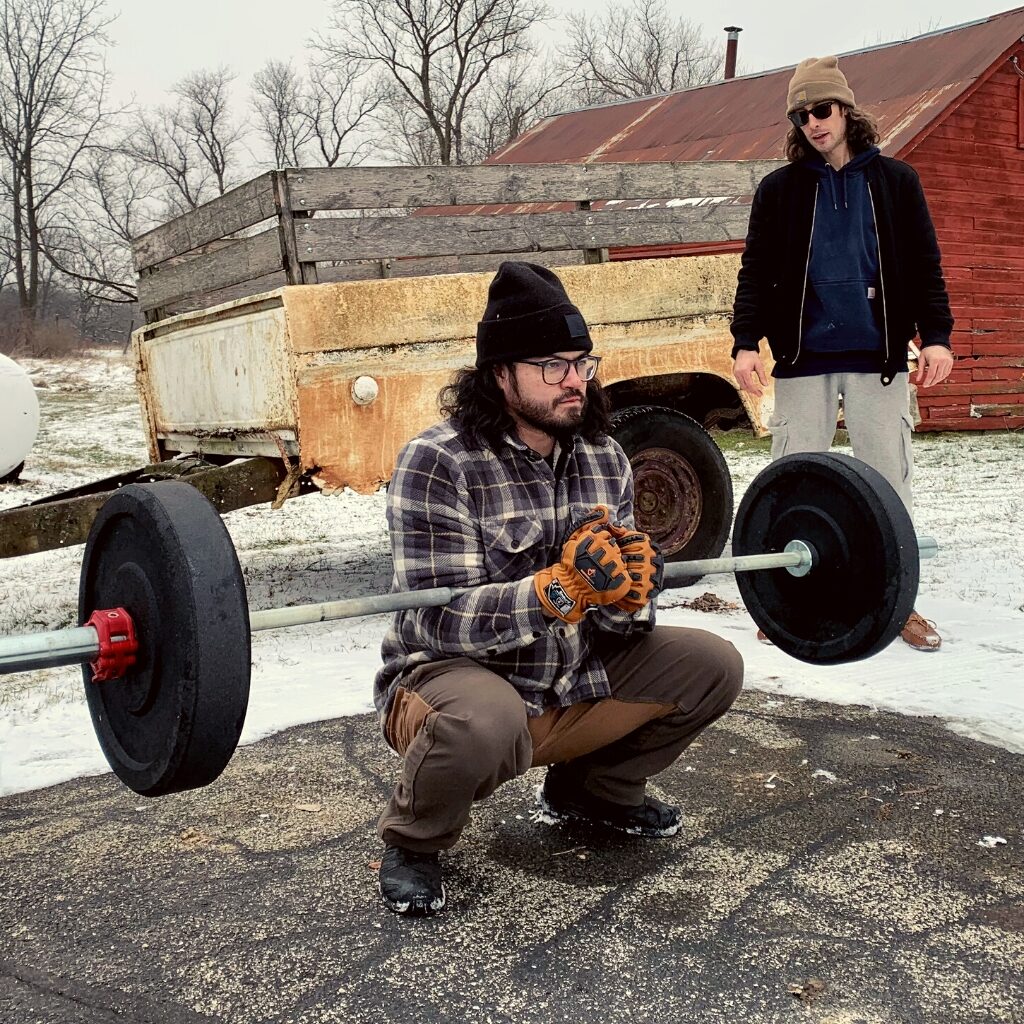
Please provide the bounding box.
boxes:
[78,482,250,796]
[732,453,919,664]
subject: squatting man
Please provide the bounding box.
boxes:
[371,261,744,915]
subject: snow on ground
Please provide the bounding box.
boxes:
[0,350,1022,796]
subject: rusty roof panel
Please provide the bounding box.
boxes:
[489,8,1024,166]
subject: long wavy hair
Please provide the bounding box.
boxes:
[785,104,880,162]
[438,363,613,451]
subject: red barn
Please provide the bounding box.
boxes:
[485,8,1024,432]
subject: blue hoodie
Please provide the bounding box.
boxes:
[798,145,886,372]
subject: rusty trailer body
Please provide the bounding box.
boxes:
[134,255,769,495]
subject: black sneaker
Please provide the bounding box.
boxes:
[535,772,682,838]
[378,845,446,916]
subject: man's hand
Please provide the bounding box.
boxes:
[733,349,769,397]
[607,523,664,614]
[914,344,954,388]
[534,506,631,624]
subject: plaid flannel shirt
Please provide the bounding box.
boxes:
[374,419,656,724]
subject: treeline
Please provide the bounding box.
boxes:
[0,0,729,354]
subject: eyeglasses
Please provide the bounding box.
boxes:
[516,355,602,385]
[788,101,836,128]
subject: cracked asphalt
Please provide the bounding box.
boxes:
[1,689,1022,1024]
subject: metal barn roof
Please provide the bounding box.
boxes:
[487,6,1024,166]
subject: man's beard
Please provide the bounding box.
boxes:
[509,386,587,443]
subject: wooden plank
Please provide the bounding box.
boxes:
[132,173,278,270]
[273,172,318,285]
[971,403,1024,417]
[974,208,1024,230]
[317,249,587,282]
[955,76,1020,101]
[0,458,290,559]
[930,214,974,232]
[970,341,1024,353]
[942,267,972,282]
[928,120,1018,144]
[927,186,1024,207]
[927,380,1024,398]
[170,270,290,314]
[956,276,1024,294]
[284,161,783,211]
[916,171,1024,195]
[968,355,1024,368]
[136,229,283,313]
[972,366,1024,380]
[917,416,1024,431]
[949,285,1024,305]
[943,252,1024,272]
[297,206,753,263]
[915,137,1024,169]
[938,240,1024,260]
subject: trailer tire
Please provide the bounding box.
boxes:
[611,406,733,585]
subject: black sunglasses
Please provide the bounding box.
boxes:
[788,101,836,128]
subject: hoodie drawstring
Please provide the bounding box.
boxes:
[826,167,849,210]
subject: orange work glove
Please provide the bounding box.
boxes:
[534,507,631,624]
[607,522,665,614]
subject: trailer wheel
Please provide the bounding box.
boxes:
[611,406,733,583]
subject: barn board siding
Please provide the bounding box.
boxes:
[911,56,1024,432]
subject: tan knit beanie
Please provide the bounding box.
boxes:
[786,56,855,114]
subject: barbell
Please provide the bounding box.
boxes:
[0,452,936,799]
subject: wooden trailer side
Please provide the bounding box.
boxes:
[133,255,773,493]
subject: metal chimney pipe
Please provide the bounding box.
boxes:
[724,26,742,80]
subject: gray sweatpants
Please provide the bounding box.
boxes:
[770,372,915,516]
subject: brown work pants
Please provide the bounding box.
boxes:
[377,625,743,852]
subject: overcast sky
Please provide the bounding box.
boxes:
[106,0,1015,109]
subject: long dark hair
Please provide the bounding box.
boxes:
[438,363,613,451]
[785,104,880,162]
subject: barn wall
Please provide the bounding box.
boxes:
[909,54,1024,431]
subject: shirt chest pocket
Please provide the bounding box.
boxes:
[479,517,547,581]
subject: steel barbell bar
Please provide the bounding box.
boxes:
[0,537,938,677]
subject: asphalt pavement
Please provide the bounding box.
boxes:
[1,689,1022,1024]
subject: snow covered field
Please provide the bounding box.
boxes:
[1,350,1022,797]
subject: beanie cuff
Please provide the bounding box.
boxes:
[476,305,592,366]
[786,84,855,114]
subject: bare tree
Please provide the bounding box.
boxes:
[320,0,549,165]
[0,0,117,324]
[252,60,311,168]
[123,66,245,215]
[173,69,243,196]
[44,150,153,304]
[461,51,570,163]
[305,58,384,167]
[250,56,383,168]
[560,0,724,106]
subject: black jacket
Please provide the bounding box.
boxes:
[730,154,954,385]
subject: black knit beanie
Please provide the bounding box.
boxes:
[475,261,592,367]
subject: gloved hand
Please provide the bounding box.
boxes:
[534,506,631,624]
[608,522,665,614]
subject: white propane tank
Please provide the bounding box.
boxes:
[0,353,40,479]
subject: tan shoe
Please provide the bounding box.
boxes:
[901,610,941,651]
[756,628,774,646]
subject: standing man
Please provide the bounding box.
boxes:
[731,55,954,651]
[374,261,743,916]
